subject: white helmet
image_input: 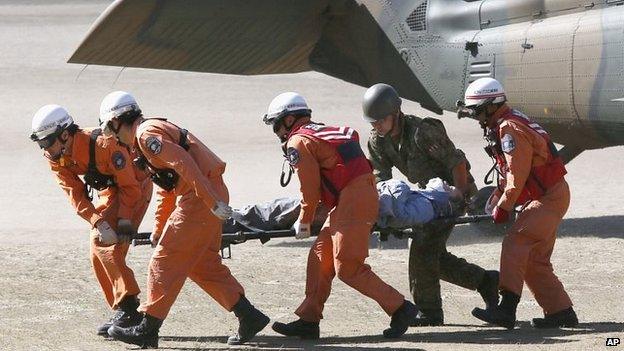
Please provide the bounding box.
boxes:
[30,104,74,142]
[262,92,311,126]
[99,91,141,127]
[464,78,506,107]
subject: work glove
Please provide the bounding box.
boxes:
[117,218,135,243]
[149,231,161,248]
[484,191,501,215]
[492,206,510,224]
[96,220,118,245]
[293,219,311,240]
[465,194,480,214]
[211,201,233,220]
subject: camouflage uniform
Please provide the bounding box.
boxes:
[367,114,484,312]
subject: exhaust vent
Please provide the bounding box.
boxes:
[406,2,427,32]
[468,60,494,82]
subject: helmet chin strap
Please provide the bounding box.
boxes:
[276,116,302,186]
[45,144,65,162]
[479,114,489,131]
[46,132,69,161]
[276,116,298,143]
[280,141,294,187]
[109,120,122,134]
[45,149,63,162]
[476,98,499,131]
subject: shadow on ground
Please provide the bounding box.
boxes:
[557,216,624,239]
[154,322,623,350]
[450,215,624,245]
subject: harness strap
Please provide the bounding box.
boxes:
[88,128,101,174]
[134,119,192,192]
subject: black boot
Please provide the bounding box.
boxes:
[410,308,444,327]
[383,300,417,338]
[227,296,270,345]
[472,290,519,330]
[96,295,141,336]
[532,307,578,328]
[108,313,162,349]
[272,319,320,339]
[97,309,123,336]
[477,270,500,310]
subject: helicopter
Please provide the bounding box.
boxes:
[69,0,624,163]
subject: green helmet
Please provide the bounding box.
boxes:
[362,83,401,122]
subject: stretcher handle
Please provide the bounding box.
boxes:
[438,214,493,225]
[131,229,298,247]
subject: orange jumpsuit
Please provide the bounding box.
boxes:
[493,108,573,315]
[134,118,244,320]
[288,125,405,323]
[50,129,152,308]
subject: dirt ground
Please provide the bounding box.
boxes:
[0,2,622,350]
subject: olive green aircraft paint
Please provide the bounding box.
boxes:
[69,0,624,160]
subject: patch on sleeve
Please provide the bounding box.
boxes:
[111,151,126,170]
[286,147,300,166]
[145,136,162,155]
[501,134,516,153]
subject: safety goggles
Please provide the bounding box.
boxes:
[457,106,478,119]
[36,136,57,149]
[263,115,284,133]
[30,130,59,149]
[455,98,493,119]
[30,124,64,149]
[455,100,472,119]
[101,119,122,137]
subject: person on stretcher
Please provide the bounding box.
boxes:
[376,177,464,229]
[225,177,463,233]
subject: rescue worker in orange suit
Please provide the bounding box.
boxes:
[30,104,153,336]
[263,92,417,339]
[457,78,578,329]
[98,91,269,348]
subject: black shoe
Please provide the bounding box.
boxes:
[227,296,270,345]
[96,295,141,336]
[383,300,417,338]
[97,309,123,336]
[532,307,578,328]
[410,308,444,327]
[108,314,163,349]
[272,319,320,339]
[477,270,500,310]
[472,290,520,330]
[472,306,516,330]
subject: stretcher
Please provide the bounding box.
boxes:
[131,214,492,258]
